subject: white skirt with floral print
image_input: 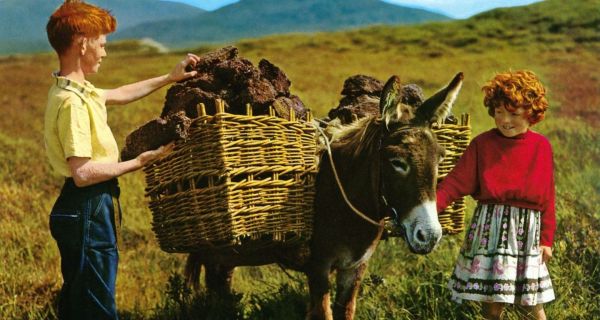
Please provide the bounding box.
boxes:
[447,203,555,306]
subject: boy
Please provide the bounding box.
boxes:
[45,1,199,318]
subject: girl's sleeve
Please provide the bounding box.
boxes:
[436,137,479,213]
[539,140,556,247]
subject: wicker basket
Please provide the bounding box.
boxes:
[434,113,471,234]
[144,100,318,253]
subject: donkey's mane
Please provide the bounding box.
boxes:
[325,116,382,158]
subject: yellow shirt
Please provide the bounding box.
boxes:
[44,74,119,177]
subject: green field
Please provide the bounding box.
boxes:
[1,0,599,319]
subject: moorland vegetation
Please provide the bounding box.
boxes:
[0,0,598,318]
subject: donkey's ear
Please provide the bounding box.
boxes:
[415,72,464,125]
[379,75,404,129]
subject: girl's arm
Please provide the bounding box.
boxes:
[436,138,479,213]
[68,144,173,187]
[104,54,199,105]
[539,140,556,248]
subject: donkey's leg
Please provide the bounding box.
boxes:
[204,263,234,295]
[184,253,203,291]
[332,263,367,320]
[306,265,333,320]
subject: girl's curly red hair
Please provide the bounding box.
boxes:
[47,0,116,55]
[482,70,548,125]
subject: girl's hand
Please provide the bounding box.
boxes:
[136,143,175,167]
[167,53,200,82]
[540,245,552,264]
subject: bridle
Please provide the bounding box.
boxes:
[378,125,426,230]
[314,120,426,229]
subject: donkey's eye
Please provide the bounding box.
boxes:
[390,158,410,175]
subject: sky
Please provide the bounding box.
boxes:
[164,0,543,18]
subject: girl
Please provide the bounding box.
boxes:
[437,70,556,320]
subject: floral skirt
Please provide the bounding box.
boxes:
[448,203,555,306]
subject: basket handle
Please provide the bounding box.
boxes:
[215,99,225,114]
[196,103,206,117]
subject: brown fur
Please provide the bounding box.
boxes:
[184,73,464,320]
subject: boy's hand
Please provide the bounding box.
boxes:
[540,245,552,264]
[136,142,175,167]
[167,53,200,82]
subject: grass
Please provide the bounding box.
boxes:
[1,0,599,318]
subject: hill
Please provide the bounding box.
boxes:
[114,0,450,47]
[0,0,205,55]
[0,0,598,319]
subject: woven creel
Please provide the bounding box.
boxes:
[145,104,471,253]
[144,100,317,253]
[434,113,471,234]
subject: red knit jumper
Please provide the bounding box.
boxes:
[437,128,556,247]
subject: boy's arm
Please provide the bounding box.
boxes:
[103,54,199,105]
[68,143,174,187]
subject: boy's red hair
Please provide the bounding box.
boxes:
[47,0,117,55]
[482,70,548,125]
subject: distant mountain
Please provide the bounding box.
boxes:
[0,0,205,55]
[114,0,450,48]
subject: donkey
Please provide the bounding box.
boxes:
[184,72,464,320]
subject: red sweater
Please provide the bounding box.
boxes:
[437,128,556,247]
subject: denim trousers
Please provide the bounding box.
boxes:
[49,178,121,320]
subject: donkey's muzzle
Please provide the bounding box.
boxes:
[402,201,442,254]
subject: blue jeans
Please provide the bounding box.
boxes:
[49,178,121,320]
